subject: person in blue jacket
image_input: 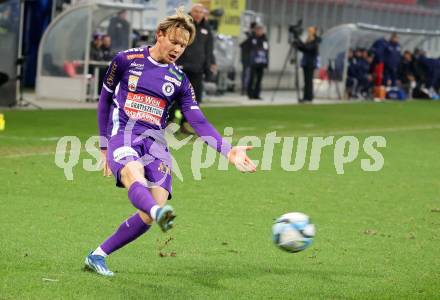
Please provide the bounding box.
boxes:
[370,37,387,86]
[383,33,401,87]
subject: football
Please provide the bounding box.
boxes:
[272,212,315,253]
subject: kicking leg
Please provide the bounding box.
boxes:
[120,161,175,231]
[85,164,173,276]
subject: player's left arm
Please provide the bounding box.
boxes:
[97,52,128,176]
[179,80,256,172]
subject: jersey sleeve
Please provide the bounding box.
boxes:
[101,51,127,93]
[97,52,128,148]
[178,76,232,157]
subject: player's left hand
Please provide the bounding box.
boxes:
[227,146,257,173]
[101,149,112,177]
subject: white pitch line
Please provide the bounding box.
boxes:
[302,124,440,137]
[1,124,439,159]
[2,150,99,159]
[0,136,61,141]
[236,127,256,131]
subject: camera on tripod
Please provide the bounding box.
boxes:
[271,19,304,102]
[288,19,303,44]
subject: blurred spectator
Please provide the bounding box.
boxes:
[170,3,215,133]
[416,50,440,98]
[370,36,387,87]
[346,48,374,99]
[398,50,417,96]
[346,48,358,97]
[176,3,214,103]
[107,10,130,53]
[359,49,374,97]
[384,33,401,87]
[0,5,14,32]
[101,35,113,61]
[344,40,440,100]
[203,6,217,82]
[246,24,269,100]
[90,33,103,61]
[295,26,321,102]
[96,35,113,94]
[240,22,256,95]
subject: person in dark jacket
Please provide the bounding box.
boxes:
[239,22,256,95]
[176,3,214,103]
[398,50,416,95]
[90,33,103,61]
[370,37,387,87]
[384,33,401,87]
[295,26,320,102]
[101,35,113,61]
[246,24,269,100]
[168,3,215,133]
[107,10,130,53]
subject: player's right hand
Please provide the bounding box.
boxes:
[101,149,112,177]
[227,146,257,173]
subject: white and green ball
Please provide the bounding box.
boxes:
[272,212,315,253]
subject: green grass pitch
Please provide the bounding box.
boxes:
[0,101,439,299]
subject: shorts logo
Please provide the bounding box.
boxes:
[130,62,144,70]
[127,54,145,60]
[164,75,181,86]
[158,161,171,175]
[106,62,118,87]
[128,75,139,92]
[113,146,139,162]
[129,70,142,76]
[162,82,175,96]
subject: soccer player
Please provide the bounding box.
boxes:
[85,8,256,276]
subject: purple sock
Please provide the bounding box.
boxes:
[100,213,150,255]
[127,182,158,217]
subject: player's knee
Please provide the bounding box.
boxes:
[120,161,144,188]
[138,211,153,225]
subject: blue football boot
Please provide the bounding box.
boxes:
[84,252,114,277]
[156,205,176,232]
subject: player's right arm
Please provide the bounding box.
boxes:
[97,52,128,176]
[178,76,256,173]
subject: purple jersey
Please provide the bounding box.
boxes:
[101,47,197,135]
[98,47,231,156]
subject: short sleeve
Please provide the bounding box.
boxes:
[102,52,129,93]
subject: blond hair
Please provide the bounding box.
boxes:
[157,7,196,45]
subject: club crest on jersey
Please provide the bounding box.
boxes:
[164,75,181,86]
[128,75,139,92]
[162,82,175,96]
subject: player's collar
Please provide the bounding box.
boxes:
[146,47,169,67]
[147,56,169,67]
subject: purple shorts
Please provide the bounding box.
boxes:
[107,134,173,198]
